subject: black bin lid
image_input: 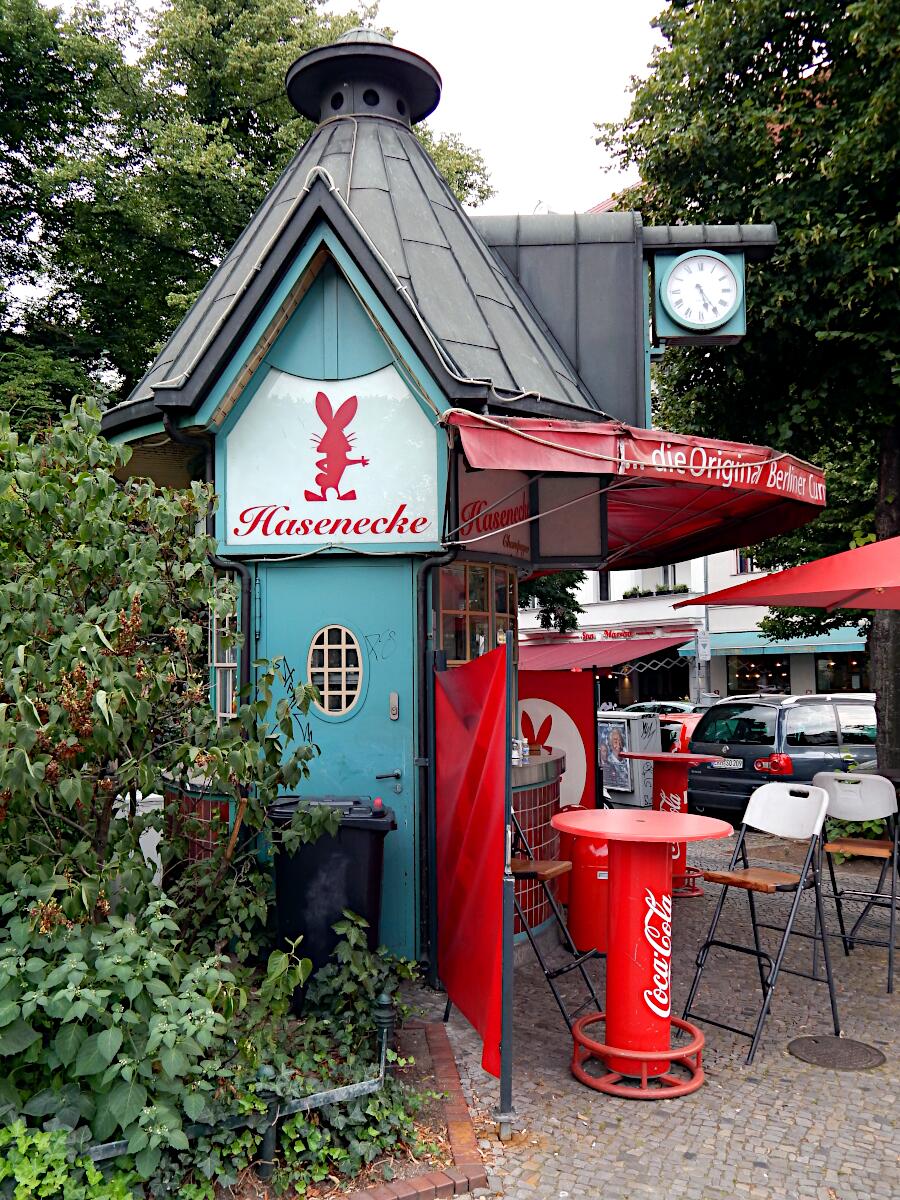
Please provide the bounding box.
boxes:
[269,795,396,830]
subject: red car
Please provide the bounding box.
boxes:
[659,712,704,754]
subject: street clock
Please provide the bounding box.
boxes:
[654,250,747,345]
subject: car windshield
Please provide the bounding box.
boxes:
[692,702,777,747]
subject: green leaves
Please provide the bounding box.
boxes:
[74,1025,122,1076]
[0,1017,39,1055]
[107,1079,148,1133]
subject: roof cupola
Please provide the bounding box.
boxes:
[286,27,441,128]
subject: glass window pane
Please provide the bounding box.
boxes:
[837,704,877,745]
[345,647,359,669]
[328,648,342,667]
[468,566,488,612]
[327,627,342,646]
[494,568,510,614]
[692,702,777,747]
[440,565,466,611]
[441,614,466,662]
[785,705,838,747]
[726,655,790,695]
[469,616,489,659]
[311,647,325,669]
[327,693,342,712]
[328,671,343,691]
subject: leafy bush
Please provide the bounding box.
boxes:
[825,815,887,862]
[0,1121,135,1199]
[0,408,431,1195]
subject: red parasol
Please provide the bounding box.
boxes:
[673,536,900,611]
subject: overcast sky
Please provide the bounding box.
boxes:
[325,0,664,214]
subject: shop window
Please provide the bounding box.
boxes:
[815,652,870,693]
[307,626,363,715]
[734,550,757,575]
[210,606,237,727]
[726,655,791,695]
[439,563,517,665]
[785,705,838,747]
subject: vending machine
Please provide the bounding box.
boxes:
[597,711,661,808]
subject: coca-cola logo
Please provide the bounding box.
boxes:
[642,888,672,1019]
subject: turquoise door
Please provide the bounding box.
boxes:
[257,558,418,957]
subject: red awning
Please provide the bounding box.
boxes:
[673,534,900,612]
[519,636,691,671]
[443,411,826,569]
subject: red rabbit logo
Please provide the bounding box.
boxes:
[521,711,552,753]
[304,391,369,502]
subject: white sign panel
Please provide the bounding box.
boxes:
[456,466,531,560]
[696,631,711,662]
[225,365,439,547]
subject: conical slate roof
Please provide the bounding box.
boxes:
[107,32,606,434]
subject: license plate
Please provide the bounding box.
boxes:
[711,757,743,770]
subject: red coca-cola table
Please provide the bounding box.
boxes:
[551,807,732,1099]
[623,751,723,897]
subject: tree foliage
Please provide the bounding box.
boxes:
[518,571,586,634]
[1,0,492,405]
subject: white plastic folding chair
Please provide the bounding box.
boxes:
[813,771,899,993]
[683,782,840,1063]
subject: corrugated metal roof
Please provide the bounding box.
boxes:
[117,117,605,422]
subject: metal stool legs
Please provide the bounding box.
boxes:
[684,830,840,1064]
[825,816,899,993]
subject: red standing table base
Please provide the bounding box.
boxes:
[551,808,732,1099]
[623,752,723,898]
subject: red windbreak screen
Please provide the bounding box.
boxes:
[518,669,597,810]
[435,649,507,1078]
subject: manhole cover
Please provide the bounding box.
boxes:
[787,1036,885,1070]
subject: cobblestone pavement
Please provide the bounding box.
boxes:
[412,835,900,1200]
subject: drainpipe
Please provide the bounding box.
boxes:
[417,544,458,984]
[161,412,252,692]
[417,450,459,983]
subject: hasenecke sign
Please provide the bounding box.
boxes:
[224,365,439,547]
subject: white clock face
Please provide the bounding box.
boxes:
[663,254,740,329]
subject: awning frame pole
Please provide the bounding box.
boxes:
[495,638,516,1139]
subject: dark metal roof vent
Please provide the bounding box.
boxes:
[286,26,441,127]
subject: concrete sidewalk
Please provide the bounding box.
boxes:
[414,837,899,1200]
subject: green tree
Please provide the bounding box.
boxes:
[9,0,492,398]
[601,0,900,771]
[519,571,586,634]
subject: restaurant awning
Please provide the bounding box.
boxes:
[673,535,900,612]
[444,411,826,570]
[519,635,692,671]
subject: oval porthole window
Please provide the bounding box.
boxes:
[307,625,363,715]
[363,88,380,107]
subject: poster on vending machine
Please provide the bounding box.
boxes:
[598,719,632,792]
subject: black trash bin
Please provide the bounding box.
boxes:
[269,795,396,979]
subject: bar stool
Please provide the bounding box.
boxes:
[509,810,604,1031]
[683,782,840,1064]
[813,771,899,993]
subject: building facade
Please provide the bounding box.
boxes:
[521,550,868,704]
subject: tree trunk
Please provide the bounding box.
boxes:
[873,418,900,777]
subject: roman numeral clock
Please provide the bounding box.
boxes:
[654,250,747,346]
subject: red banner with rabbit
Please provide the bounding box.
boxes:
[518,669,597,810]
[434,650,507,1078]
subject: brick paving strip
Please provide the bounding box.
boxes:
[343,1020,489,1200]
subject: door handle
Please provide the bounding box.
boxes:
[375,769,402,780]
